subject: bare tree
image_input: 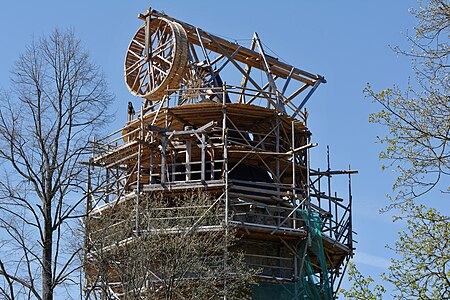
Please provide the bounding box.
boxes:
[85,192,257,300]
[0,29,114,300]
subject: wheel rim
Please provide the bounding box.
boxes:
[124,17,188,101]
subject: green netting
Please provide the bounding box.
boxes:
[252,210,332,300]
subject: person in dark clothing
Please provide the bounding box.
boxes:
[127,101,135,121]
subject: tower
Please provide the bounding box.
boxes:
[84,8,356,299]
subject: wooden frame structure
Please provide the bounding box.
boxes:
[84,8,356,299]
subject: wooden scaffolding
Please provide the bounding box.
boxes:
[83,8,356,299]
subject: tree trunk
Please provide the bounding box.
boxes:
[42,201,53,300]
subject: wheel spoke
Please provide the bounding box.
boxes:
[158,24,169,45]
[151,39,173,58]
[154,53,172,66]
[138,68,149,93]
[131,63,144,90]
[149,19,163,54]
[126,57,147,75]
[152,63,169,76]
[148,62,156,89]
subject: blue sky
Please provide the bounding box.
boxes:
[0,0,439,297]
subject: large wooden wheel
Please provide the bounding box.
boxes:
[125,17,188,101]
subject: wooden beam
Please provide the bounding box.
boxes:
[254,32,284,111]
[186,139,192,181]
[238,34,257,104]
[201,134,206,181]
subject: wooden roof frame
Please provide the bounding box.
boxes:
[137,8,327,117]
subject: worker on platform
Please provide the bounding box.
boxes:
[127,101,135,122]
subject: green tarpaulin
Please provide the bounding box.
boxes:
[252,210,333,300]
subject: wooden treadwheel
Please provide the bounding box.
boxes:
[125,17,188,101]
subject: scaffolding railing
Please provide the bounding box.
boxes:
[84,84,356,298]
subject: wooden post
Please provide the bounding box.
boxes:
[186,139,192,181]
[161,136,167,184]
[238,34,257,104]
[116,168,120,199]
[84,139,94,300]
[105,168,110,203]
[254,32,284,112]
[222,83,229,226]
[210,143,215,180]
[86,137,94,214]
[172,151,176,182]
[222,83,229,300]
[135,104,144,236]
[161,97,168,184]
[201,133,206,181]
[149,150,154,184]
[275,117,280,184]
[275,114,281,229]
[144,14,151,58]
[149,130,155,184]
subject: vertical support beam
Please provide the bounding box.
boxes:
[210,141,215,180]
[116,168,120,199]
[149,131,154,184]
[161,96,169,184]
[291,121,296,229]
[294,243,299,299]
[327,146,332,237]
[318,168,321,209]
[293,244,298,280]
[105,168,110,203]
[135,104,144,236]
[238,34,257,104]
[335,190,338,238]
[186,139,192,181]
[222,83,229,300]
[298,236,309,282]
[171,151,176,182]
[306,135,312,246]
[348,165,353,251]
[87,138,94,213]
[201,134,206,181]
[336,258,350,297]
[84,145,93,299]
[222,83,229,227]
[275,116,281,185]
[86,138,94,214]
[144,13,151,58]
[161,136,167,184]
[165,95,169,127]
